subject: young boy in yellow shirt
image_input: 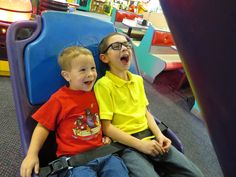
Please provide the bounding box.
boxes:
[94,32,204,177]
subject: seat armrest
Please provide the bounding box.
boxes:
[154,116,184,153]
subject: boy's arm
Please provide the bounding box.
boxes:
[20,123,50,177]
[101,120,165,157]
[146,109,171,152]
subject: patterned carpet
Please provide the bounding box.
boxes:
[0,77,23,177]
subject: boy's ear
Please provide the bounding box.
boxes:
[61,70,70,82]
[100,54,109,63]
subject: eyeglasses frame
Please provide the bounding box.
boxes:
[102,41,132,54]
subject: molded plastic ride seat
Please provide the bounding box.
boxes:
[6,11,183,176]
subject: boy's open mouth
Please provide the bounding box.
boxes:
[120,54,129,65]
[84,81,93,85]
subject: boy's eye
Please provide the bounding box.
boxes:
[103,41,132,53]
[112,43,122,50]
[79,68,86,72]
[111,42,132,50]
[91,66,96,70]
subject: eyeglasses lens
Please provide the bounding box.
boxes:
[103,42,132,53]
[111,42,132,50]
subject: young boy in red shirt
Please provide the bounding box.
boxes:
[20,46,129,177]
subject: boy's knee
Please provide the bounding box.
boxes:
[108,155,127,168]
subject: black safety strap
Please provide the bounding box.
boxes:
[69,142,126,167]
[39,142,126,177]
[39,122,168,177]
[132,122,168,139]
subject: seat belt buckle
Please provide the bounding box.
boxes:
[49,157,71,175]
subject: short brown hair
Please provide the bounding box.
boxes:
[58,46,92,71]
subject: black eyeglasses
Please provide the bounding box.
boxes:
[103,41,132,53]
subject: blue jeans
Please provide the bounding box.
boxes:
[58,154,129,177]
[121,146,204,177]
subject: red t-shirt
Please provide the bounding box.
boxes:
[32,86,103,157]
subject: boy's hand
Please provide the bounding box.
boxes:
[20,154,39,177]
[139,140,165,157]
[156,134,171,153]
[102,136,112,145]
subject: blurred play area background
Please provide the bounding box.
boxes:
[0,0,161,76]
[0,0,201,122]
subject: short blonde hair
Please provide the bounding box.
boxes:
[58,46,93,71]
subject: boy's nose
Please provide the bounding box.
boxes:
[87,70,93,76]
[121,44,128,50]
[87,70,96,77]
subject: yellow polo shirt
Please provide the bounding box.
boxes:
[94,71,149,135]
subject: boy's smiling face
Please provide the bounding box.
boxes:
[62,54,97,91]
[100,34,132,79]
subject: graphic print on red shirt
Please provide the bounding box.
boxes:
[72,109,101,140]
[32,86,103,157]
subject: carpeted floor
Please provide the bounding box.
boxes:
[0,77,23,177]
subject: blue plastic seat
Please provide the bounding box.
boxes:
[6,11,183,176]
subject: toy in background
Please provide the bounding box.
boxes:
[77,0,92,11]
[137,1,147,14]
[90,0,106,14]
[67,1,80,13]
[103,0,113,15]
[0,0,32,77]
[128,3,135,12]
[112,0,129,11]
[128,0,161,14]
[90,0,113,15]
[128,1,138,13]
